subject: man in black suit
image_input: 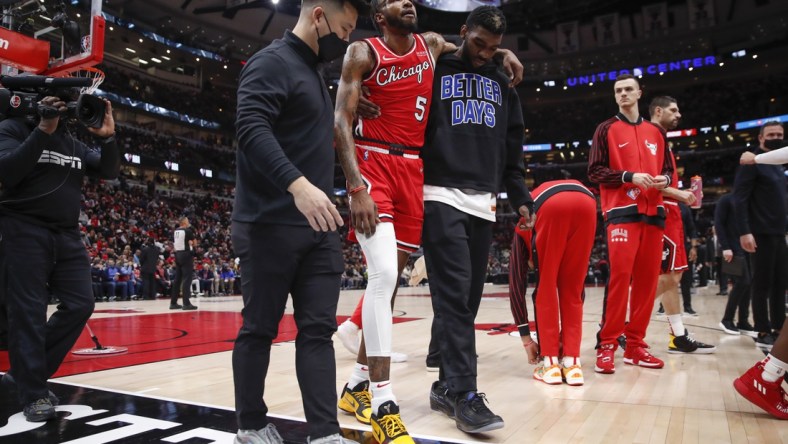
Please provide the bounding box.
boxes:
[139,238,159,300]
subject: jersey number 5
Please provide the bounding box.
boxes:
[415,96,427,122]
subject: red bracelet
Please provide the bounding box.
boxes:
[348,185,366,195]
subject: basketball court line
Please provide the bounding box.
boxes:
[0,375,479,444]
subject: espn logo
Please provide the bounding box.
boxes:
[38,150,82,170]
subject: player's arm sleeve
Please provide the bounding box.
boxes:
[236,52,302,192]
[732,165,756,235]
[508,229,531,334]
[587,122,628,184]
[502,89,533,212]
[0,120,50,188]
[85,137,120,179]
[755,146,788,164]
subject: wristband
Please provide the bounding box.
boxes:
[348,185,366,195]
[100,135,116,144]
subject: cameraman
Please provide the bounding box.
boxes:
[0,94,118,422]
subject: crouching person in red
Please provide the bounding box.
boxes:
[509,179,596,385]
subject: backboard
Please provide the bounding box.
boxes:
[0,0,104,77]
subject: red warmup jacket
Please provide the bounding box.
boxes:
[587,113,673,226]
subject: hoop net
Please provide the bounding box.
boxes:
[53,66,106,94]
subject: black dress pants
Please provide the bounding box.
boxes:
[231,221,343,440]
[171,251,193,306]
[750,234,787,333]
[422,202,492,395]
[722,254,751,325]
[0,216,94,404]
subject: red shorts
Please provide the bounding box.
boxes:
[348,145,423,253]
[661,201,688,274]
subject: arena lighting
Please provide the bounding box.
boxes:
[565,55,717,87]
[735,114,788,130]
[522,143,551,152]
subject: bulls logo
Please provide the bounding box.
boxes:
[9,94,21,108]
[645,139,658,155]
[610,227,628,243]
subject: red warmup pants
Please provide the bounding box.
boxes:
[533,192,596,358]
[599,221,664,349]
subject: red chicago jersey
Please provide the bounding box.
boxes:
[355,34,434,148]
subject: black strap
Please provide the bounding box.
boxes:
[533,183,595,214]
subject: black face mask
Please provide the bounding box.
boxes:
[316,13,349,63]
[764,139,786,150]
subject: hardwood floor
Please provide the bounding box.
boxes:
[55,284,788,443]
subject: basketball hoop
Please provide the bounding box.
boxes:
[53,66,105,94]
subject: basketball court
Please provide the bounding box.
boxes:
[1,284,786,443]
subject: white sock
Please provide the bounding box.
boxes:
[667,314,685,336]
[348,363,369,388]
[341,319,360,332]
[543,356,559,367]
[370,380,396,414]
[762,355,788,382]
[562,356,580,368]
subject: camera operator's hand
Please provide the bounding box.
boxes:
[87,99,115,139]
[37,96,67,134]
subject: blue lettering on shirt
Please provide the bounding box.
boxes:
[443,73,500,128]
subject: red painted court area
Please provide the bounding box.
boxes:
[0,311,420,377]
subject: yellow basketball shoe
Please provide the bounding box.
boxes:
[370,400,414,444]
[338,380,372,424]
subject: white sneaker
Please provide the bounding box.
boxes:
[308,433,360,444]
[235,424,284,444]
[391,352,408,363]
[336,320,360,355]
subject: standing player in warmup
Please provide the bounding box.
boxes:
[648,96,715,354]
[588,74,673,374]
[508,179,596,385]
[333,0,522,441]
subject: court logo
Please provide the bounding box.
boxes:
[610,228,628,243]
[645,139,658,155]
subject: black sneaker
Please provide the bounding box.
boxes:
[24,398,55,422]
[684,308,699,317]
[755,333,775,351]
[429,380,455,417]
[656,304,665,316]
[182,304,198,310]
[719,320,740,335]
[454,391,504,434]
[668,332,716,354]
[169,304,183,309]
[737,322,757,338]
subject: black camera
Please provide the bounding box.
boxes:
[0,75,106,128]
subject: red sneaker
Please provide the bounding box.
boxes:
[595,344,616,374]
[734,361,788,420]
[623,346,664,369]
